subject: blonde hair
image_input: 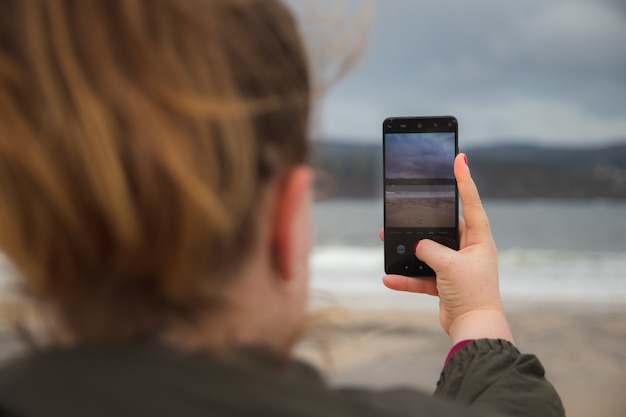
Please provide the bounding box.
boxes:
[0,0,310,343]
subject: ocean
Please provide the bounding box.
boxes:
[311,199,626,311]
[0,199,624,313]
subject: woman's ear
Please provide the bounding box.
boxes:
[271,165,313,282]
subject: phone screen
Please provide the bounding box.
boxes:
[383,116,459,277]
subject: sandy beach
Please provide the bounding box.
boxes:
[385,196,456,228]
[296,303,626,417]
[1,293,624,417]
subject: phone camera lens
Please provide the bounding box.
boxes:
[434,123,438,127]
[417,123,422,128]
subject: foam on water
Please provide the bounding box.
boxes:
[310,245,626,311]
[1,245,624,311]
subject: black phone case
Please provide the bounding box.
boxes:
[383,116,459,277]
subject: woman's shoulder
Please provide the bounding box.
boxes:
[0,342,498,417]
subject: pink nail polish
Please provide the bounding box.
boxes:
[463,155,468,165]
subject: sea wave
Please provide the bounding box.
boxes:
[1,247,624,311]
[310,245,626,310]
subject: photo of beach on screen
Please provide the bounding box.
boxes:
[384,132,456,228]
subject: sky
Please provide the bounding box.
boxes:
[293,0,626,147]
[385,132,455,179]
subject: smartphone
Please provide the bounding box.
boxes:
[383,116,459,277]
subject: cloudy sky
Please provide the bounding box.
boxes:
[385,133,455,179]
[299,0,626,147]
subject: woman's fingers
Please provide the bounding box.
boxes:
[414,238,457,273]
[458,216,466,243]
[455,154,491,244]
[382,274,438,296]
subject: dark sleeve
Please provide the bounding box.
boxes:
[434,339,565,417]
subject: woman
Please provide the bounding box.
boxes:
[0,1,563,416]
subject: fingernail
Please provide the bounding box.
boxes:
[464,154,468,165]
[414,241,420,253]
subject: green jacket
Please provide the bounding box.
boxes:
[0,339,564,417]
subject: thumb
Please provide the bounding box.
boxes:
[414,239,457,272]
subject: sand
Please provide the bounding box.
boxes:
[295,303,626,417]
[385,196,456,228]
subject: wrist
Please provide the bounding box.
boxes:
[448,309,514,345]
[444,339,475,366]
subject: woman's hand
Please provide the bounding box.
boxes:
[380,153,513,344]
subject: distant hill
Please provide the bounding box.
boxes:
[309,141,626,199]
[310,142,380,199]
